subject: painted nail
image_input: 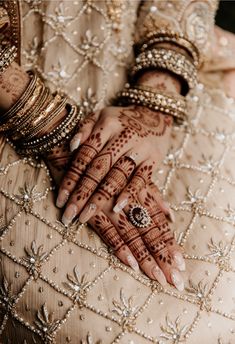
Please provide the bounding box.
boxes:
[162,200,171,213]
[173,252,186,272]
[113,198,128,213]
[168,209,175,223]
[70,133,82,152]
[171,269,184,291]
[62,204,78,226]
[126,255,139,272]
[152,266,167,286]
[79,203,97,224]
[56,189,70,208]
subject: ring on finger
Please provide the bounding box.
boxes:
[129,204,151,228]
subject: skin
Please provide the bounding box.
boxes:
[0,62,185,289]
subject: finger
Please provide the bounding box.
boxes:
[101,202,167,286]
[113,161,155,213]
[148,182,175,222]
[56,123,111,208]
[78,155,136,223]
[70,111,101,152]
[88,211,139,272]
[140,185,184,269]
[134,187,185,291]
[62,131,138,220]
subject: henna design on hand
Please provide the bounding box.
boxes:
[119,106,171,138]
[60,105,172,225]
[91,212,125,252]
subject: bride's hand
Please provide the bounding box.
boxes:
[46,139,185,290]
[56,105,172,226]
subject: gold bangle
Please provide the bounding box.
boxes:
[0,71,38,130]
[131,48,197,95]
[136,29,200,67]
[116,87,187,123]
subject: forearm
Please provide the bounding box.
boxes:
[0,62,29,111]
[0,62,67,136]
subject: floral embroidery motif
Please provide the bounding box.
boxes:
[34,303,60,343]
[160,316,190,343]
[21,241,48,279]
[63,266,91,306]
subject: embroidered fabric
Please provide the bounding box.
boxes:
[0,1,234,343]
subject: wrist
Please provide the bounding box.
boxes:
[136,70,182,94]
[0,62,30,111]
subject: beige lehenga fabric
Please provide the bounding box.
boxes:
[0,1,235,343]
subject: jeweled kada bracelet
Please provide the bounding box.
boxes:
[130,48,197,94]
[117,86,187,123]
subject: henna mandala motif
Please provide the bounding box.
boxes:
[119,106,171,138]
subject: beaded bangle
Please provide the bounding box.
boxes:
[15,104,83,156]
[136,30,200,67]
[0,69,84,157]
[130,48,197,94]
[0,45,17,74]
[117,87,187,122]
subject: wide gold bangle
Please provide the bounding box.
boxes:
[116,86,187,123]
[130,48,197,95]
[136,29,200,67]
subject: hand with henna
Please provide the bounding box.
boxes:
[56,105,173,227]
[47,140,185,291]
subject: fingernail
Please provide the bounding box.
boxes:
[168,209,175,223]
[62,204,78,226]
[79,203,97,224]
[113,198,128,213]
[152,266,167,286]
[162,200,171,213]
[173,252,186,272]
[171,269,184,291]
[56,189,70,208]
[70,133,82,152]
[126,255,139,272]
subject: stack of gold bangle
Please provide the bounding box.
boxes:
[117,86,187,123]
[136,29,200,68]
[0,45,17,74]
[0,71,83,156]
[130,48,197,94]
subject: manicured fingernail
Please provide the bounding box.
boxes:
[62,204,78,226]
[126,255,139,272]
[152,266,167,286]
[162,201,175,222]
[173,252,186,272]
[168,209,175,223]
[113,198,128,213]
[79,203,97,224]
[171,269,184,291]
[70,133,82,152]
[162,200,171,213]
[56,189,70,208]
